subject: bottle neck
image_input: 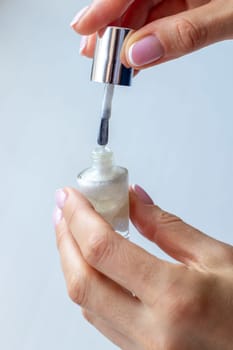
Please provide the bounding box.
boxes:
[91,146,114,171]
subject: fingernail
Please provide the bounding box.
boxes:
[132,184,154,205]
[55,189,67,209]
[53,207,63,227]
[79,35,88,55]
[70,6,89,27]
[128,35,164,67]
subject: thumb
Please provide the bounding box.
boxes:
[130,185,232,270]
[122,1,233,69]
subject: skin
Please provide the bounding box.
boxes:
[71,0,233,69]
[54,186,233,349]
[54,2,233,347]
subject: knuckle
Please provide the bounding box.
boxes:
[174,17,208,53]
[67,272,88,306]
[157,210,181,227]
[83,227,112,266]
[166,273,213,325]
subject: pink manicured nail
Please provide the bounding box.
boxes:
[132,184,154,205]
[55,189,67,209]
[70,6,89,27]
[128,35,164,67]
[79,35,88,54]
[53,207,63,227]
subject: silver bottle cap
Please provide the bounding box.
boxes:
[91,27,133,87]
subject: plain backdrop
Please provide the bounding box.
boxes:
[0,0,232,349]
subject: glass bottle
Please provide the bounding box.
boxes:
[77,146,129,239]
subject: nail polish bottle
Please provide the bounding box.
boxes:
[77,146,129,239]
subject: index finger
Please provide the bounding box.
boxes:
[60,187,175,305]
[71,0,135,35]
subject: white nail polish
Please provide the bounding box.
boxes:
[77,146,130,239]
[70,6,89,27]
[79,36,88,55]
[128,43,139,67]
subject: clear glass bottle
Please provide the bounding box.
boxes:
[77,146,129,239]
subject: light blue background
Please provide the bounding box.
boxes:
[0,0,232,349]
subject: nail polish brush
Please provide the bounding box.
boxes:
[90,26,133,146]
[97,83,114,146]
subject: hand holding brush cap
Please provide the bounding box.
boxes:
[72,0,233,70]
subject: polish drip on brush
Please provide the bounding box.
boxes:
[97,84,114,146]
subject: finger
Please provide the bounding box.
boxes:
[121,1,233,69]
[82,309,134,350]
[54,213,141,334]
[77,0,184,60]
[120,0,154,30]
[146,0,211,24]
[79,33,96,58]
[146,0,187,22]
[70,0,164,35]
[130,185,233,269]
[59,187,174,305]
[70,0,135,35]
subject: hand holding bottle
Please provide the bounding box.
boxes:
[53,185,233,350]
[71,0,233,69]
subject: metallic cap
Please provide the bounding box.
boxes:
[91,27,133,86]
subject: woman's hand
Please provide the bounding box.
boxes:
[53,185,233,350]
[71,0,233,69]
